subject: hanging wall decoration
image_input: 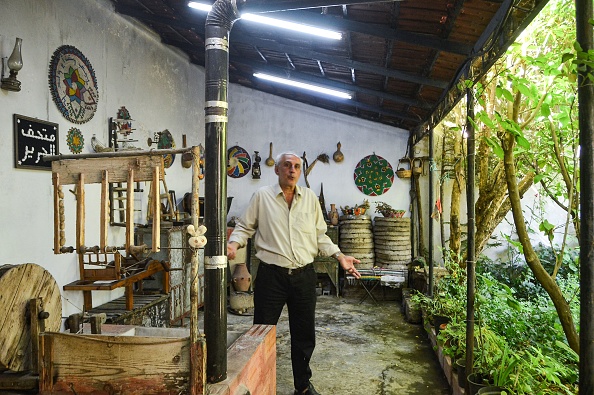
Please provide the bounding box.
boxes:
[353,153,394,196]
[227,145,251,178]
[157,129,176,168]
[48,45,99,124]
[66,127,84,154]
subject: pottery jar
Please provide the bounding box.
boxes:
[232,263,252,292]
[329,204,339,226]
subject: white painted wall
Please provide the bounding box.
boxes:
[0,0,410,322]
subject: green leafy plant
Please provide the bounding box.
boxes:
[374,201,405,218]
[437,316,466,359]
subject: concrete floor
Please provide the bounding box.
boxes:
[226,291,450,395]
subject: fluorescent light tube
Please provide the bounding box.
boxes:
[188,2,342,40]
[254,73,352,99]
[188,2,212,12]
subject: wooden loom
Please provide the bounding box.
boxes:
[52,154,170,311]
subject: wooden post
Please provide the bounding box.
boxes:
[77,174,86,292]
[52,172,61,254]
[126,168,134,253]
[28,298,45,374]
[114,250,122,278]
[125,284,134,311]
[83,291,92,312]
[39,334,54,392]
[76,174,85,252]
[152,166,161,252]
[90,315,102,334]
[100,170,109,252]
[190,145,205,394]
[162,269,171,294]
[414,173,425,256]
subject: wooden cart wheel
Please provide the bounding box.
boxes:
[0,263,62,371]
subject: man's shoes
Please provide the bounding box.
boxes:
[294,383,321,395]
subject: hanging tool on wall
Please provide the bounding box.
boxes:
[302,151,329,188]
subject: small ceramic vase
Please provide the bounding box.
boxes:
[232,263,252,292]
[329,204,339,226]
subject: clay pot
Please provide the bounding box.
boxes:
[232,263,252,292]
[455,358,467,389]
[467,373,489,395]
[329,204,339,226]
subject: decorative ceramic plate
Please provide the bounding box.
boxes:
[48,45,99,124]
[353,154,394,196]
[66,127,84,154]
[227,146,251,178]
[157,129,175,168]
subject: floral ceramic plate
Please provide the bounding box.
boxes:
[353,154,394,196]
[157,129,175,168]
[48,45,99,124]
[66,127,84,154]
[227,145,251,178]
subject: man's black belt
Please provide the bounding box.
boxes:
[260,261,312,276]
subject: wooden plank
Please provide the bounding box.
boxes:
[38,332,194,395]
[0,371,38,390]
[100,170,109,251]
[28,298,43,374]
[39,334,53,392]
[64,261,166,291]
[51,156,165,185]
[52,172,61,254]
[83,267,117,281]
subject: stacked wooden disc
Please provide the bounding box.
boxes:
[338,215,374,269]
[373,217,411,270]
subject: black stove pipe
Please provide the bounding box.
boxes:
[204,0,239,383]
[203,0,400,383]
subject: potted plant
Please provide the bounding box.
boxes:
[341,199,370,216]
[437,316,466,361]
[355,199,370,215]
[477,387,508,394]
[374,201,405,218]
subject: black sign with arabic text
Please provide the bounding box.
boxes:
[14,114,59,170]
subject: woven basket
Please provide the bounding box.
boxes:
[396,158,412,178]
[412,158,423,175]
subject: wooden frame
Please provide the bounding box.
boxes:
[51,155,166,311]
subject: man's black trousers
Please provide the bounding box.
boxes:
[253,262,317,392]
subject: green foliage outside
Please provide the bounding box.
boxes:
[422,0,590,392]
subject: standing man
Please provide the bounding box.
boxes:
[227,152,361,395]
